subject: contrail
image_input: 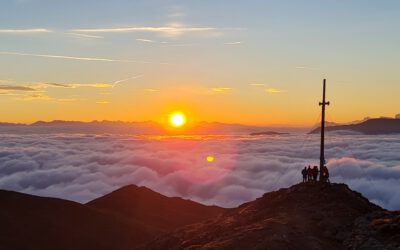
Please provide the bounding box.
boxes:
[112,75,144,87]
[0,51,166,65]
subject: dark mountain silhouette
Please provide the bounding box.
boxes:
[310,118,400,135]
[250,131,289,136]
[87,185,225,235]
[0,189,148,249]
[0,185,224,250]
[311,121,342,129]
[0,120,306,135]
[145,183,400,250]
[1,184,399,249]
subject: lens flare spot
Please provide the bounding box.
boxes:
[206,156,215,163]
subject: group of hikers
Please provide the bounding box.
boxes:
[301,165,330,183]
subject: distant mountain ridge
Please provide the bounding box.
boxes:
[310,118,400,135]
[250,131,289,136]
[0,120,305,134]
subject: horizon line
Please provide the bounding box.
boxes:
[0,119,312,128]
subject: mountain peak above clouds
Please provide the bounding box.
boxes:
[310,118,400,135]
[145,183,400,250]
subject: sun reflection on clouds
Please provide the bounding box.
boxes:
[206,155,215,162]
[1,132,399,209]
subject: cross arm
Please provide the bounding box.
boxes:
[319,101,330,106]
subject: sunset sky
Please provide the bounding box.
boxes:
[0,0,399,125]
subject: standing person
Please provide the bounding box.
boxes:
[307,166,312,182]
[323,166,330,183]
[301,167,307,183]
[312,166,319,182]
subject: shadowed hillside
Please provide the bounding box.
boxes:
[1,184,399,249]
[145,183,400,250]
[0,189,148,250]
[0,185,225,250]
[87,185,225,234]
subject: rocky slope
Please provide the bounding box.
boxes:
[145,183,400,250]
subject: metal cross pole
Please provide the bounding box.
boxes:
[319,79,330,181]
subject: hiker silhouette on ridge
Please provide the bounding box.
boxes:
[312,166,319,182]
[307,166,313,182]
[301,167,307,183]
[321,166,330,183]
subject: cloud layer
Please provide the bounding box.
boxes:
[0,132,399,210]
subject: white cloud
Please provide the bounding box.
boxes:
[34,82,113,89]
[224,41,242,45]
[143,88,159,92]
[16,93,53,101]
[72,25,216,38]
[0,28,51,33]
[96,101,109,104]
[295,66,318,70]
[136,38,156,43]
[112,75,143,87]
[64,32,104,39]
[0,85,36,91]
[0,132,399,210]
[211,87,232,93]
[266,88,284,94]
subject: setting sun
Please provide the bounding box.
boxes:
[169,112,186,127]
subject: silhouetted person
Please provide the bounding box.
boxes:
[307,166,312,182]
[322,166,330,183]
[301,167,307,183]
[312,166,319,182]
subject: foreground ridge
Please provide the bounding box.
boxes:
[145,183,400,250]
[0,183,399,250]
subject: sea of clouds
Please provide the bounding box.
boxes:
[0,132,399,210]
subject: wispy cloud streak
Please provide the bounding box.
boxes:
[211,87,232,93]
[136,38,156,43]
[112,75,144,87]
[0,28,51,33]
[0,85,36,91]
[72,25,217,38]
[266,88,284,94]
[0,51,162,64]
[224,41,242,45]
[65,32,104,39]
[73,26,215,33]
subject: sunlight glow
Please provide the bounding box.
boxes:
[169,112,186,127]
